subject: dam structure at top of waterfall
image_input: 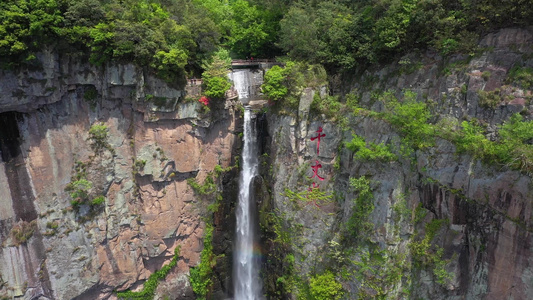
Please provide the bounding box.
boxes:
[231,68,263,300]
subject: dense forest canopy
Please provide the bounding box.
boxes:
[1,0,532,77]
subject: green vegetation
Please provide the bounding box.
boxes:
[91,195,105,206]
[278,0,533,70]
[188,175,216,196]
[455,114,533,174]
[186,164,233,298]
[9,220,37,246]
[410,219,453,286]
[0,0,190,80]
[201,48,231,100]
[346,134,397,162]
[88,122,110,153]
[283,186,333,209]
[2,0,530,76]
[83,85,98,109]
[309,271,343,300]
[44,221,60,236]
[188,164,233,197]
[348,90,533,175]
[66,178,105,208]
[262,65,288,101]
[194,0,284,58]
[310,94,343,121]
[507,65,533,89]
[67,179,92,206]
[346,245,410,299]
[261,209,306,298]
[381,90,435,150]
[478,89,501,108]
[0,0,287,76]
[65,141,109,212]
[189,223,215,300]
[344,176,375,242]
[262,61,327,112]
[117,246,181,299]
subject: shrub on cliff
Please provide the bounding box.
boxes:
[189,224,215,300]
[202,48,231,99]
[309,271,343,300]
[263,61,327,111]
[88,122,111,153]
[262,65,288,101]
[346,134,397,162]
[9,220,37,246]
[116,246,181,299]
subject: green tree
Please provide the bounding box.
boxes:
[0,0,65,66]
[278,5,318,61]
[202,48,231,99]
[261,65,288,101]
[226,0,268,57]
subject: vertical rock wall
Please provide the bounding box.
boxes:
[0,52,240,299]
[261,28,533,299]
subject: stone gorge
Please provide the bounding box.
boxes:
[1,26,533,300]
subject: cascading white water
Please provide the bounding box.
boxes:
[229,69,252,100]
[231,69,262,299]
[228,69,263,104]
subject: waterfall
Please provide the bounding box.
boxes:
[228,69,263,105]
[231,69,262,299]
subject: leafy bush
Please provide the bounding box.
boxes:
[202,48,231,99]
[91,196,105,206]
[309,271,343,300]
[478,89,501,109]
[83,86,98,101]
[188,176,216,196]
[283,187,333,209]
[497,114,533,173]
[88,123,110,152]
[189,224,215,300]
[262,65,288,101]
[382,90,435,150]
[410,219,452,286]
[278,0,533,69]
[454,116,533,174]
[346,134,397,162]
[507,66,533,89]
[203,76,231,99]
[0,0,65,67]
[310,94,343,120]
[68,179,92,202]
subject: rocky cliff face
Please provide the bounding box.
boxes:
[260,28,533,299]
[1,27,532,300]
[0,52,240,299]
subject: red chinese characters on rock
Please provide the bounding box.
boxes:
[308,182,320,191]
[309,160,324,181]
[310,127,326,155]
[306,126,327,206]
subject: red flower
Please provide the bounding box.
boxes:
[198,96,209,106]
